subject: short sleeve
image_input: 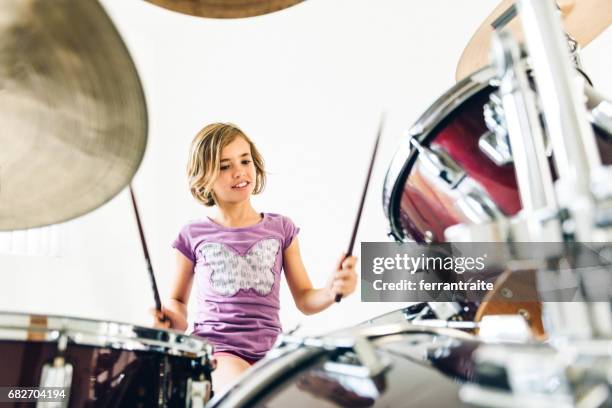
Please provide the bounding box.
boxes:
[172,225,195,263]
[282,216,300,250]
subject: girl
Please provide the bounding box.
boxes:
[152,123,357,393]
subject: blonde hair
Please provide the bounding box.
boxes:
[187,123,266,206]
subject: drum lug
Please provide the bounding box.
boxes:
[410,138,465,187]
[590,98,612,136]
[38,357,73,408]
[186,378,211,408]
[428,302,462,321]
[279,334,391,379]
[323,336,391,379]
[479,130,513,166]
[386,230,403,242]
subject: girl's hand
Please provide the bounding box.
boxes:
[149,306,180,330]
[326,253,358,301]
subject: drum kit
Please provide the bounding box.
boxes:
[1,0,611,407]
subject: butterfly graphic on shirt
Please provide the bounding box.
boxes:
[199,238,280,296]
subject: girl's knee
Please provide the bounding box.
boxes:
[212,354,251,393]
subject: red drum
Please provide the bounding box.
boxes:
[383,67,612,243]
[0,312,214,407]
[207,323,487,408]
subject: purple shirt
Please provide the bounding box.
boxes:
[172,213,299,362]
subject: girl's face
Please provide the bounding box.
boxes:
[212,136,257,205]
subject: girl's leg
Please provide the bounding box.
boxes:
[212,353,251,394]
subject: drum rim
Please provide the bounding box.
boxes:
[0,311,213,358]
[382,66,496,242]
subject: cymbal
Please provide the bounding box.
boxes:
[144,0,305,18]
[456,0,612,81]
[0,0,147,231]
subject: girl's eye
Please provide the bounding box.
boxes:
[220,165,230,170]
[241,160,251,165]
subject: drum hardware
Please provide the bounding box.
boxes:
[489,1,586,74]
[479,130,513,167]
[460,341,612,408]
[334,321,476,343]
[565,32,584,74]
[475,268,546,339]
[519,0,606,243]
[535,243,612,340]
[478,315,533,343]
[416,320,479,330]
[491,2,518,31]
[414,315,533,343]
[444,221,509,242]
[480,74,558,167]
[363,302,479,331]
[403,302,435,321]
[38,333,72,408]
[539,279,612,340]
[465,345,573,407]
[403,301,464,322]
[460,381,574,407]
[277,334,391,378]
[409,138,465,187]
[186,377,212,408]
[492,27,561,242]
[588,93,612,135]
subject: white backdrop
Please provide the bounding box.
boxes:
[1,0,610,336]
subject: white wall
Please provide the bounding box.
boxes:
[1,0,610,336]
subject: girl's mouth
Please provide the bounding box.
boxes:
[232,181,249,189]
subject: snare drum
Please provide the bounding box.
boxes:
[0,312,214,407]
[383,66,612,243]
[207,323,486,408]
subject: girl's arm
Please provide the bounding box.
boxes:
[283,237,357,315]
[152,250,194,331]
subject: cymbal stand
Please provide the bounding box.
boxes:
[513,0,612,341]
[518,0,612,243]
[490,28,562,244]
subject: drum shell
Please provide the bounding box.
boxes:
[0,340,206,407]
[384,68,612,243]
[0,313,213,408]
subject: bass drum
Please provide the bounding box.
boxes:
[207,324,491,408]
[0,312,214,407]
[383,66,612,243]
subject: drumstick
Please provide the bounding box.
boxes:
[129,185,165,319]
[335,114,385,303]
